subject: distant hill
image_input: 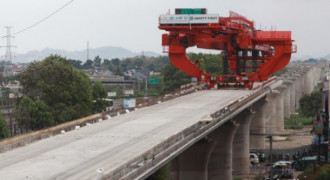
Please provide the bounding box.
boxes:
[13,46,160,63]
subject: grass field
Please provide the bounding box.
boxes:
[284,114,313,129]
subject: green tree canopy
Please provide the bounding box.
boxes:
[111,58,120,66]
[69,59,83,69]
[187,53,222,76]
[162,63,191,93]
[299,90,322,118]
[83,59,94,69]
[16,96,54,130]
[94,56,102,68]
[0,111,10,139]
[102,59,113,71]
[18,55,93,124]
[92,81,109,113]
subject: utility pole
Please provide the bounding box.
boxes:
[267,136,274,180]
[145,79,148,99]
[251,133,292,180]
[1,27,16,77]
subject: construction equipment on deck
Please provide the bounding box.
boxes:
[159,9,296,89]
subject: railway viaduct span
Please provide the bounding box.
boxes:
[0,63,322,180]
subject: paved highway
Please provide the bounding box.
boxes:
[0,90,252,179]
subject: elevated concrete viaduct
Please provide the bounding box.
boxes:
[0,63,322,180]
[171,63,322,180]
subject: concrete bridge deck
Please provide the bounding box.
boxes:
[0,90,252,180]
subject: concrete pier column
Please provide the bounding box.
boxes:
[310,67,314,92]
[308,66,316,93]
[292,74,302,110]
[298,75,304,109]
[232,109,255,175]
[302,72,308,95]
[282,80,292,119]
[316,66,321,86]
[306,70,313,94]
[208,122,239,180]
[312,67,318,88]
[312,66,320,89]
[287,77,297,113]
[303,70,310,94]
[300,72,306,96]
[266,91,279,134]
[275,85,286,131]
[174,139,216,180]
[250,98,268,149]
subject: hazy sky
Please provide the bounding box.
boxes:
[0,0,329,59]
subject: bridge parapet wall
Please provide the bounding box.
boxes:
[0,113,103,153]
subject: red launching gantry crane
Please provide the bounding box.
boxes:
[159,9,297,89]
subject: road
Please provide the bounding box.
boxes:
[0,90,251,180]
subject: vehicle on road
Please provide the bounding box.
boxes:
[264,161,293,179]
[293,156,317,171]
[250,153,259,164]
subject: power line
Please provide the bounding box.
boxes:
[13,0,75,36]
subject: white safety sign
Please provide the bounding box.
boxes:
[159,14,219,24]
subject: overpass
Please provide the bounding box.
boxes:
[0,63,322,180]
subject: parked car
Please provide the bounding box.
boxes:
[250,153,259,164]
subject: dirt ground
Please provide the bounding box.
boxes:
[265,128,315,149]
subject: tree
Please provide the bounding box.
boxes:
[18,55,93,125]
[83,59,94,69]
[299,90,322,118]
[69,59,83,69]
[187,53,222,76]
[199,58,206,72]
[111,58,120,66]
[15,96,34,130]
[0,111,10,139]
[120,60,131,72]
[204,54,222,76]
[16,96,54,130]
[102,59,113,71]
[148,63,155,71]
[92,81,109,113]
[94,56,102,69]
[1,87,10,100]
[162,63,191,93]
[133,58,144,68]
